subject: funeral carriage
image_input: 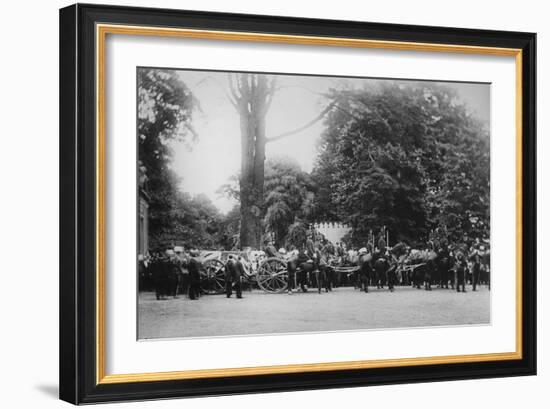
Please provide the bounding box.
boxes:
[199,249,289,294]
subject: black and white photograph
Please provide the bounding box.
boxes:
[137,68,491,340]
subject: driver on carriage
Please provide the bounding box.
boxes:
[264,238,279,258]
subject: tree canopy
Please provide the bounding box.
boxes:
[263,156,316,247]
[140,70,489,252]
[138,68,215,251]
[311,81,489,246]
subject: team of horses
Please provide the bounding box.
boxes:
[285,250,399,294]
[285,248,463,294]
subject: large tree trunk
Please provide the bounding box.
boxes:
[233,74,270,249]
[227,73,328,249]
[238,110,265,249]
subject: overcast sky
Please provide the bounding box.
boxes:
[168,70,490,213]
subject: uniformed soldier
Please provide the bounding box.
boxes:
[296,247,313,292]
[323,241,338,290]
[315,244,328,293]
[286,249,298,294]
[454,251,467,293]
[378,235,387,254]
[438,245,451,289]
[336,242,345,258]
[305,233,318,287]
[305,234,315,260]
[481,246,490,289]
[470,247,482,291]
[424,245,437,291]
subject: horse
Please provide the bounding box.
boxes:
[348,251,374,293]
[372,252,397,291]
[286,251,313,292]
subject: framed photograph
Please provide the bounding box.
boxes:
[59,3,536,404]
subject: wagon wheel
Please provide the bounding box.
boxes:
[257,258,288,293]
[200,259,226,295]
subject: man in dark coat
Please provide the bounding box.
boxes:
[165,255,181,298]
[470,248,482,291]
[225,255,243,298]
[454,251,467,293]
[315,245,329,293]
[187,250,202,300]
[138,255,151,292]
[150,253,164,300]
[305,233,319,288]
[378,235,387,254]
[306,235,315,260]
[264,241,278,258]
[437,245,451,289]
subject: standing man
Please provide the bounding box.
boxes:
[305,231,318,288]
[296,246,313,292]
[305,232,315,261]
[438,245,451,289]
[225,255,243,299]
[286,249,298,294]
[378,234,387,255]
[315,244,328,293]
[481,245,491,289]
[470,246,481,291]
[454,251,467,293]
[187,250,202,300]
[233,256,245,298]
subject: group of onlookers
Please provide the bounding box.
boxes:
[138,249,202,300]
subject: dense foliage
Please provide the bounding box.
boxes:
[311,81,489,246]
[141,70,489,252]
[218,156,316,249]
[138,69,224,251]
[263,157,316,247]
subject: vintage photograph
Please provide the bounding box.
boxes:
[137,67,491,340]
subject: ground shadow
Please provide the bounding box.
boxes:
[35,384,58,399]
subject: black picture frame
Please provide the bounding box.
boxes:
[60,3,536,404]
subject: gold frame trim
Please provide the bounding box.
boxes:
[96,23,523,385]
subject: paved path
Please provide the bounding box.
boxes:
[138,285,490,339]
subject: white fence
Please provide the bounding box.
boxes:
[314,222,351,244]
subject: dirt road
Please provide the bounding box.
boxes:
[138,285,490,339]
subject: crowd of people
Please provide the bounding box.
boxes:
[264,229,490,294]
[139,228,491,301]
[139,248,250,301]
[139,249,202,300]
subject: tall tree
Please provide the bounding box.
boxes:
[263,157,315,247]
[313,81,489,246]
[226,74,332,249]
[227,73,333,248]
[138,68,197,250]
[218,156,316,248]
[227,74,276,248]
